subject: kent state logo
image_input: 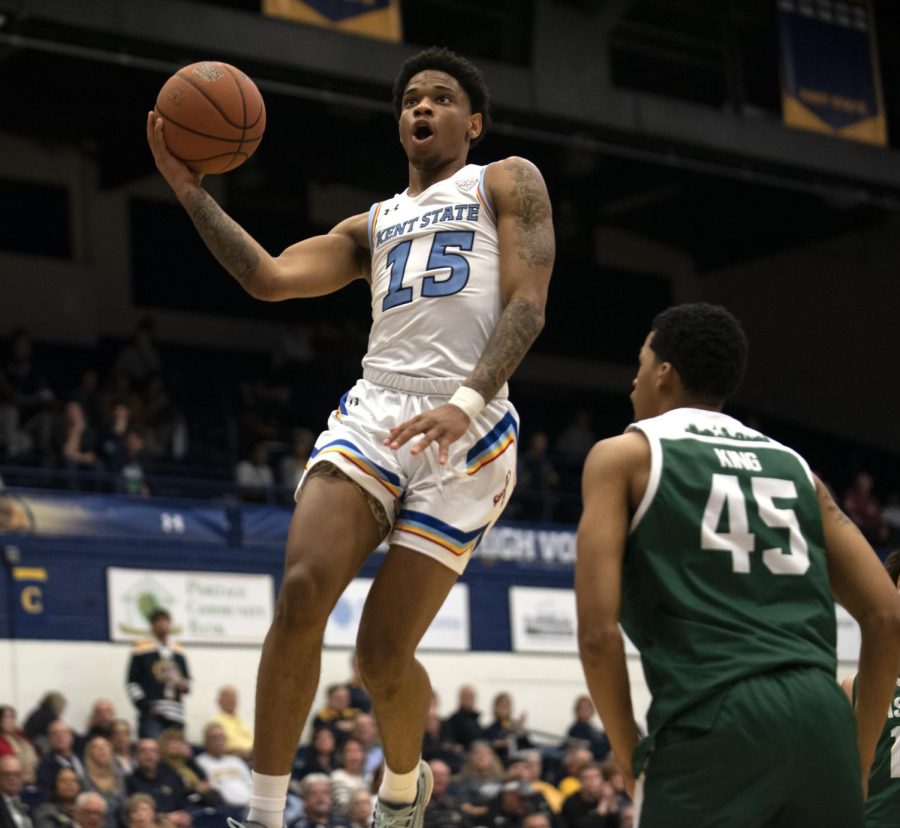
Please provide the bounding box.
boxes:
[304,0,391,23]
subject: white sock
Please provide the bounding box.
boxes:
[379,762,420,805]
[249,771,290,828]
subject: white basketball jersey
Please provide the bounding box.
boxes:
[363,163,501,382]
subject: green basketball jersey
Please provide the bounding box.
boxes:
[622,408,836,737]
[855,676,900,826]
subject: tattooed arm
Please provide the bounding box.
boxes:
[385,157,554,462]
[466,156,554,400]
[146,112,369,300]
[817,475,900,791]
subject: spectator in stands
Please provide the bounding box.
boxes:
[618,802,634,828]
[6,330,54,445]
[209,686,253,763]
[346,790,372,828]
[515,431,559,523]
[349,715,382,779]
[36,723,84,793]
[522,812,551,828]
[76,701,117,757]
[553,410,596,466]
[0,369,31,459]
[0,754,33,828]
[141,375,185,461]
[124,739,190,828]
[424,759,466,828]
[156,729,220,809]
[564,697,610,762]
[483,778,540,828]
[126,608,190,739]
[234,442,274,502]
[194,723,251,816]
[843,471,888,545]
[506,752,563,814]
[72,792,107,828]
[292,728,337,782]
[443,685,483,752]
[311,685,359,748]
[450,741,503,821]
[69,370,102,432]
[481,692,531,764]
[287,774,346,828]
[57,401,101,479]
[279,428,315,493]
[109,721,134,776]
[114,430,151,497]
[81,738,125,828]
[122,793,168,828]
[31,767,81,828]
[24,694,66,757]
[112,319,163,392]
[329,738,368,818]
[555,746,593,797]
[0,707,38,786]
[98,402,134,468]
[422,712,461,775]
[560,763,619,828]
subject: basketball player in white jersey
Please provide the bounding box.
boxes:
[147,46,554,828]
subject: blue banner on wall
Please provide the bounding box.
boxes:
[0,490,575,650]
[778,0,887,145]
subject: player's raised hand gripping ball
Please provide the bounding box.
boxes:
[154,61,266,175]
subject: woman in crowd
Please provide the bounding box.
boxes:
[0,705,39,784]
[83,736,126,828]
[124,792,174,828]
[31,766,81,828]
[109,720,135,775]
[450,740,504,821]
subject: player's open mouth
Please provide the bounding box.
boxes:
[412,121,434,144]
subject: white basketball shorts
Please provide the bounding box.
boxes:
[296,373,519,575]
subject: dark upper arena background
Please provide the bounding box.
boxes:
[0,0,898,518]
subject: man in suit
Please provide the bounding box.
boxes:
[0,755,33,828]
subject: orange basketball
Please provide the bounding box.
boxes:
[154,61,266,175]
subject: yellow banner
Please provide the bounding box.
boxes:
[263,0,402,43]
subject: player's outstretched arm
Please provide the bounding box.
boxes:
[575,435,645,796]
[384,157,554,462]
[819,475,900,788]
[146,112,369,301]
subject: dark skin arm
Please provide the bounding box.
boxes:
[385,156,554,462]
[146,112,370,299]
[575,432,648,798]
[818,475,900,795]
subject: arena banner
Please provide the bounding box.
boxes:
[107,567,274,645]
[324,578,470,650]
[0,490,232,544]
[262,0,402,43]
[778,0,887,145]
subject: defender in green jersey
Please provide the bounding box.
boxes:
[842,549,900,827]
[575,303,900,827]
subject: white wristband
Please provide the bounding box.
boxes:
[448,386,486,421]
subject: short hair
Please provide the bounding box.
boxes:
[392,46,491,145]
[300,773,331,797]
[125,793,156,816]
[650,303,748,404]
[75,792,107,812]
[149,608,170,623]
[884,549,900,586]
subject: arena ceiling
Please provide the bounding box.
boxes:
[0,0,897,274]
